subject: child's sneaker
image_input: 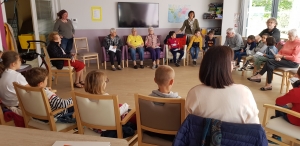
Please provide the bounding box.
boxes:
[175,63,180,67]
[193,61,196,66]
[238,67,246,71]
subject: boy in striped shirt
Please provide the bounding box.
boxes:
[25,67,75,123]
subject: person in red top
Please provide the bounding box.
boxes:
[167,31,184,67]
[275,67,300,126]
[248,29,300,91]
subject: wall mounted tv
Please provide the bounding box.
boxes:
[117,2,159,28]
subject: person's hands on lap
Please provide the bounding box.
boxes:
[275,54,283,58]
[275,57,281,61]
[240,50,244,52]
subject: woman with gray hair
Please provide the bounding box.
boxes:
[248,29,300,91]
[102,28,123,71]
[145,27,161,69]
[259,17,281,43]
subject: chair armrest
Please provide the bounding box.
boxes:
[49,58,71,61]
[101,46,107,62]
[122,46,126,60]
[263,104,300,118]
[121,108,136,125]
[50,104,74,116]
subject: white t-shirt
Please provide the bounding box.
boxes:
[0,69,28,106]
[186,84,260,124]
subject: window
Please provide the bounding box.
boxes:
[246,0,300,38]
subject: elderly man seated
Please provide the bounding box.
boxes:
[223,28,244,53]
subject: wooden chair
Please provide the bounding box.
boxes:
[71,91,137,145]
[285,69,298,93]
[262,104,300,146]
[134,94,185,146]
[42,47,74,91]
[74,37,99,71]
[166,35,188,66]
[269,67,298,94]
[13,82,76,132]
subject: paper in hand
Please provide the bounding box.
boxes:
[255,52,264,56]
[109,46,116,53]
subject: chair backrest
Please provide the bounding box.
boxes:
[98,36,105,48]
[74,37,90,53]
[71,91,121,132]
[13,82,51,120]
[176,35,187,49]
[123,36,129,45]
[135,94,185,135]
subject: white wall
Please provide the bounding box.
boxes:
[59,0,223,29]
[221,0,241,44]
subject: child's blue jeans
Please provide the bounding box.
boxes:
[190,47,200,60]
[234,51,247,65]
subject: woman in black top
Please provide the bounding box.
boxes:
[259,17,280,43]
[47,32,85,88]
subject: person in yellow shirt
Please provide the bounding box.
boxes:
[187,29,203,66]
[127,28,145,69]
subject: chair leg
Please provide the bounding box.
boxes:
[242,70,245,76]
[286,73,291,93]
[166,59,168,65]
[126,60,129,67]
[83,59,86,72]
[96,55,100,70]
[163,58,165,65]
[104,61,107,70]
[280,72,286,94]
[70,72,74,91]
[183,59,185,66]
[122,60,124,68]
[187,55,189,66]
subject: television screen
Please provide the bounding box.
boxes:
[117,2,159,28]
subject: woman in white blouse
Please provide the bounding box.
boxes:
[185,46,260,124]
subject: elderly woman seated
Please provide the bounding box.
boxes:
[248,29,300,91]
[47,31,85,88]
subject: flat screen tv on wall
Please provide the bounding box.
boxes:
[117,2,159,28]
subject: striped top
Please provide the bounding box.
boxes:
[44,88,73,118]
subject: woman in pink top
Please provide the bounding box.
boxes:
[145,27,161,69]
[248,29,300,91]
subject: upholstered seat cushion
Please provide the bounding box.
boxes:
[78,52,98,57]
[83,127,102,136]
[289,69,298,74]
[51,66,74,70]
[276,67,297,72]
[142,132,174,146]
[28,119,76,132]
[266,117,300,139]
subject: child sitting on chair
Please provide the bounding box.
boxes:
[149,65,181,98]
[268,67,300,144]
[187,29,203,66]
[204,30,216,52]
[238,34,269,71]
[84,71,134,136]
[167,31,184,67]
[25,67,75,123]
[234,35,256,68]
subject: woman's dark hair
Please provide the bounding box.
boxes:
[247,35,256,41]
[0,51,20,77]
[266,36,276,46]
[57,9,67,19]
[169,31,176,37]
[199,46,234,88]
[188,11,195,18]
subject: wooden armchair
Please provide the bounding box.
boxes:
[71,91,137,145]
[165,35,188,66]
[42,47,74,91]
[263,104,300,146]
[135,94,185,146]
[13,82,76,132]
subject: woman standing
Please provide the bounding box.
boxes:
[186,46,259,124]
[54,10,75,54]
[177,11,202,37]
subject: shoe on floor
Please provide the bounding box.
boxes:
[140,65,144,69]
[175,63,180,67]
[111,67,116,71]
[152,65,156,69]
[155,65,158,68]
[133,65,138,69]
[193,61,196,65]
[260,86,272,91]
[117,66,122,70]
